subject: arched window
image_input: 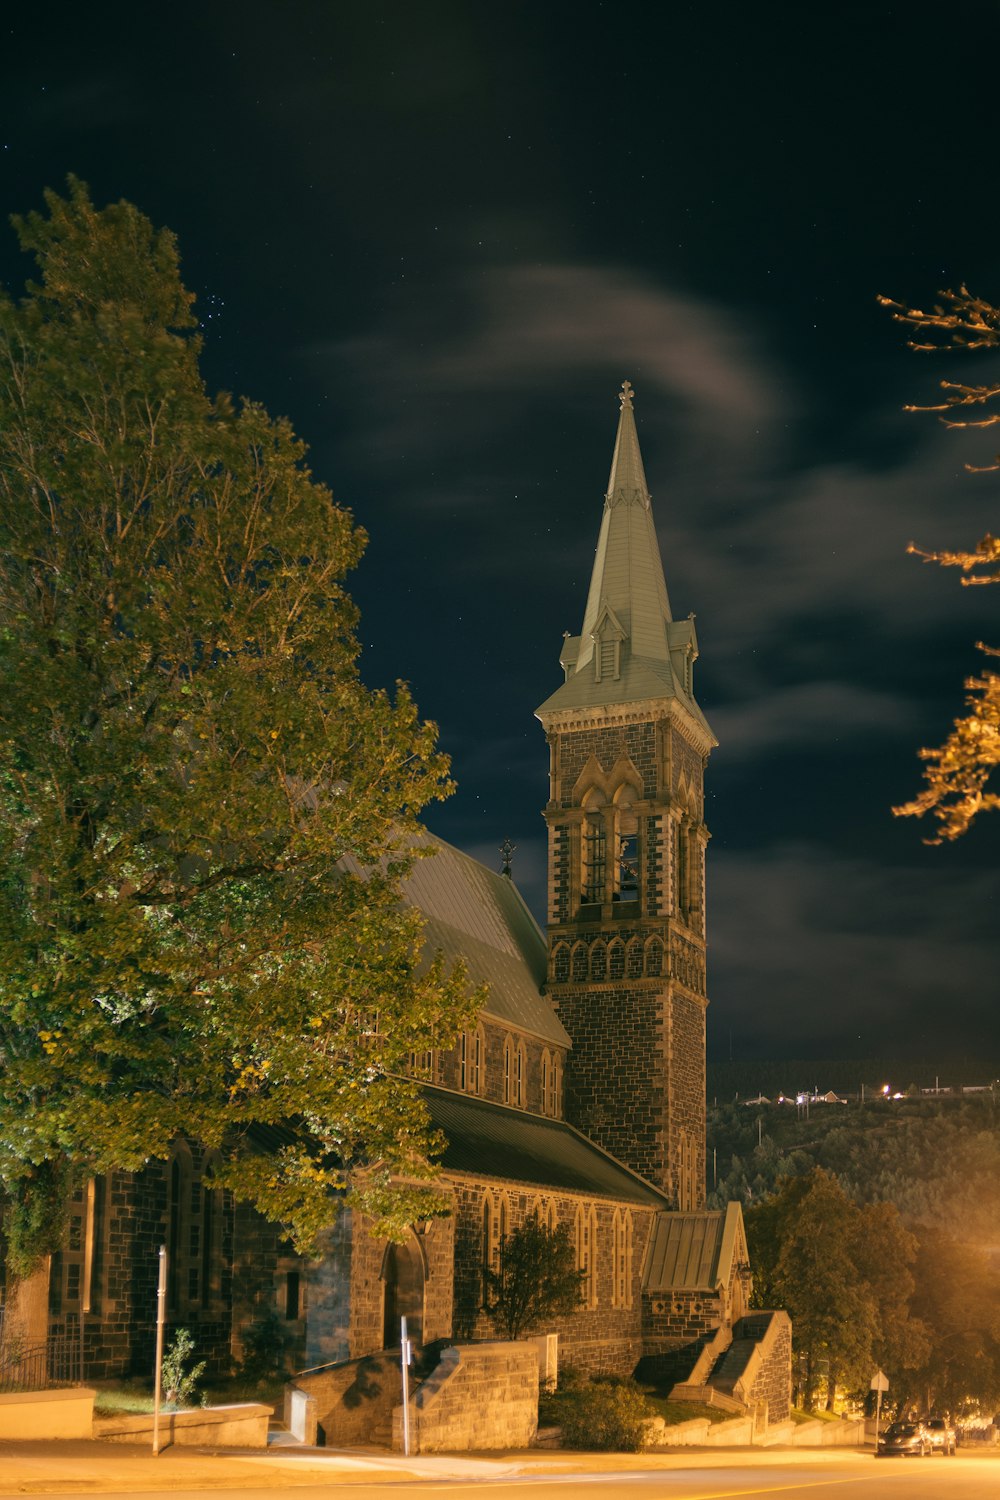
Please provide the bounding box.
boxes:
[645,936,663,978]
[675,819,689,918]
[554,1053,563,1118]
[473,1024,485,1095]
[515,1039,526,1107]
[609,940,625,980]
[532,1195,556,1231]
[626,938,643,979]
[678,1129,698,1212]
[575,1203,599,1309]
[480,1192,494,1303]
[611,1209,634,1309]
[503,1034,514,1104]
[462,1025,486,1095]
[614,798,640,902]
[571,942,588,983]
[542,1049,559,1116]
[408,1048,436,1081]
[497,1191,510,1267]
[590,941,607,982]
[552,943,570,984]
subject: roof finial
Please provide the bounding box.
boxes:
[619,379,635,410]
[499,836,516,878]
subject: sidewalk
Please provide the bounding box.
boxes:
[0,1437,877,1494]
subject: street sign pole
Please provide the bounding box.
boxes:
[870,1368,889,1450]
[152,1246,167,1457]
[400,1315,412,1457]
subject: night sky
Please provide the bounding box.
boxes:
[3,2,999,1069]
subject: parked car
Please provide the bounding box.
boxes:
[925,1417,957,1455]
[877,1419,933,1457]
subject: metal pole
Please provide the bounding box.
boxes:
[875,1384,882,1449]
[152,1246,167,1457]
[400,1315,411,1457]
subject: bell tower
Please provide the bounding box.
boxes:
[536,381,716,1207]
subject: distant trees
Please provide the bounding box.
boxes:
[0,180,476,1279]
[881,287,1000,842]
[746,1170,926,1411]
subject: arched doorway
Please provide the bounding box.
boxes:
[381,1238,425,1349]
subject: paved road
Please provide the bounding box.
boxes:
[1,1446,998,1499]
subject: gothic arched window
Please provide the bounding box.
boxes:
[611,1209,633,1309]
[645,937,664,978]
[626,938,643,979]
[609,939,625,979]
[515,1039,526,1108]
[575,1203,599,1309]
[590,941,607,982]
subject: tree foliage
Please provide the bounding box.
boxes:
[746,1169,926,1411]
[902,1227,1000,1414]
[880,287,1000,841]
[0,180,478,1273]
[483,1218,584,1341]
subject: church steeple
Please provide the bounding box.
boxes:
[536,382,714,1208]
[537,381,713,743]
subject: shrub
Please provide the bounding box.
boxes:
[556,1378,654,1452]
[161,1329,206,1409]
[237,1307,292,1383]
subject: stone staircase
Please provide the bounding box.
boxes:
[707,1333,758,1395]
[667,1311,791,1427]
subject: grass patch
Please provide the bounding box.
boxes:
[92,1374,284,1419]
[92,1382,154,1417]
[791,1406,843,1424]
[641,1393,734,1425]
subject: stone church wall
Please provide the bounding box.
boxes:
[437,1019,567,1118]
[669,988,707,1208]
[641,1288,725,1354]
[449,1176,653,1377]
[554,982,669,1195]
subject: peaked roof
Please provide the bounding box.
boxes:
[641,1201,749,1292]
[536,381,714,741]
[422,1084,670,1206]
[400,832,571,1048]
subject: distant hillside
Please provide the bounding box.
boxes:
[706,1058,1000,1104]
[705,1092,1000,1247]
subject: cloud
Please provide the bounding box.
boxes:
[708,842,1000,1060]
[311,260,787,494]
[709,680,917,754]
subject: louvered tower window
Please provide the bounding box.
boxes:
[583,814,606,903]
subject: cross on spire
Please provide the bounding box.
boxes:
[619,379,635,410]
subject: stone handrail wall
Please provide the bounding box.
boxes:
[392,1341,538,1454]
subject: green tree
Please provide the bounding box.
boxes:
[484,1218,584,1340]
[0,180,477,1277]
[746,1170,925,1411]
[902,1228,1000,1414]
[881,287,1000,842]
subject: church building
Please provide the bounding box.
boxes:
[3,383,790,1436]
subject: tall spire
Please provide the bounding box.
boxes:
[537,381,711,738]
[577,379,672,670]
